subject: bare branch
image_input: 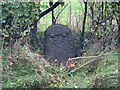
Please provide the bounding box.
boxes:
[25,0,63,30]
[55,3,68,22]
[68,52,118,61]
[68,58,98,75]
[37,0,63,22]
[67,52,118,75]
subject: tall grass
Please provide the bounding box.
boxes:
[2,39,118,88]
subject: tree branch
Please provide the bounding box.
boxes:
[26,0,62,30]
[67,52,118,75]
[68,52,110,61]
[37,1,62,22]
[55,3,68,23]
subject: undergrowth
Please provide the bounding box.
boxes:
[1,38,119,89]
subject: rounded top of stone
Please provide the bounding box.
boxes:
[45,24,71,35]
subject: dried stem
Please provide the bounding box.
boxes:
[67,52,118,75]
[68,52,115,61]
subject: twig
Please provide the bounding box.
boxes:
[55,3,68,23]
[68,52,111,61]
[67,52,118,75]
[24,42,64,82]
[67,58,99,75]
[34,53,64,83]
[21,43,64,83]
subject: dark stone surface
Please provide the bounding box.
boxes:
[44,24,77,63]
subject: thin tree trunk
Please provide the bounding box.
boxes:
[52,9,55,24]
[29,19,38,48]
[69,1,71,25]
[118,2,120,73]
[49,0,55,25]
[118,2,120,49]
[104,2,107,31]
[33,19,37,38]
[102,2,104,20]
[81,2,87,55]
[90,2,94,20]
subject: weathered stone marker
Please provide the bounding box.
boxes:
[44,24,77,63]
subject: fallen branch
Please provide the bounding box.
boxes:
[67,58,99,75]
[34,53,65,83]
[68,52,118,61]
[67,52,118,75]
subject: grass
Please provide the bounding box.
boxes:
[1,1,119,89]
[2,44,119,88]
[60,51,118,88]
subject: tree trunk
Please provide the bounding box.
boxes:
[81,2,87,56]
[49,0,56,25]
[29,19,38,49]
[102,2,104,20]
[118,2,120,49]
[90,2,94,20]
[32,19,37,38]
[104,2,107,31]
[118,2,120,76]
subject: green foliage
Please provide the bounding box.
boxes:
[2,43,118,88]
[2,2,49,40]
[1,1,119,89]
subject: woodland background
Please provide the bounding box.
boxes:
[1,0,120,89]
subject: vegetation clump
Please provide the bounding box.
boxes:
[1,1,119,89]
